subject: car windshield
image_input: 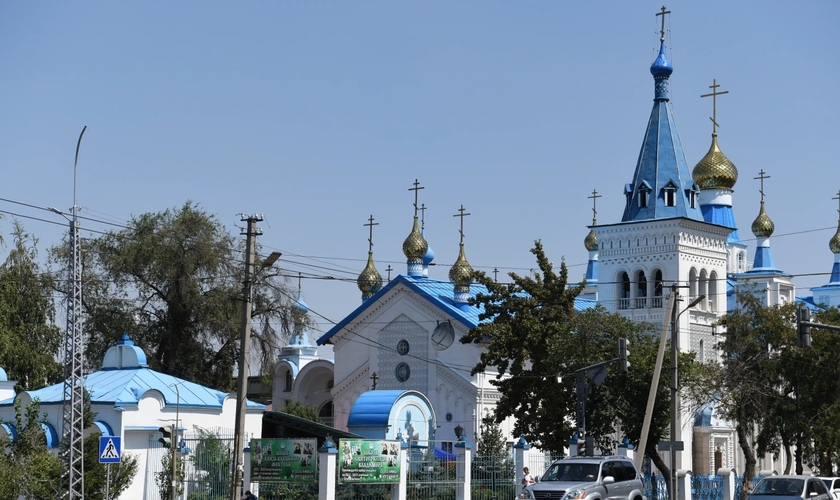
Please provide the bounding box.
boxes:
[822,480,833,490]
[543,463,600,482]
[753,478,804,496]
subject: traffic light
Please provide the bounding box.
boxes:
[797,306,812,348]
[577,437,586,457]
[618,338,630,372]
[158,426,172,448]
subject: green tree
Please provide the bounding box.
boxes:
[282,400,320,422]
[51,202,297,390]
[187,429,232,500]
[0,221,63,391]
[0,398,61,500]
[156,448,186,500]
[80,433,139,500]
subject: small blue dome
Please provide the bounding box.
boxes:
[0,366,7,381]
[422,230,435,266]
[650,42,673,77]
[293,292,309,314]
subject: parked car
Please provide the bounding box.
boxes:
[518,455,645,500]
[749,475,832,500]
[820,477,840,500]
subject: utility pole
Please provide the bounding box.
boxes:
[57,126,87,499]
[231,214,262,500]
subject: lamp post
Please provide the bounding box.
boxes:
[454,424,463,441]
[231,247,281,500]
[668,287,704,500]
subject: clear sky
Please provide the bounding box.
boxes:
[1,1,838,343]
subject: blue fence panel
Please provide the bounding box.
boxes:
[644,474,668,500]
[692,475,724,500]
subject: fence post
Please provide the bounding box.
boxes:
[514,437,531,497]
[392,435,408,500]
[718,468,735,500]
[618,437,635,461]
[319,437,338,500]
[243,444,255,498]
[677,470,691,500]
[455,435,472,500]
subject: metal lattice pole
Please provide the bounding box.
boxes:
[59,126,87,499]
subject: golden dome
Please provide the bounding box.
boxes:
[449,243,473,292]
[357,252,383,299]
[584,229,598,251]
[751,201,775,238]
[692,134,738,190]
[830,221,840,254]
[402,216,428,263]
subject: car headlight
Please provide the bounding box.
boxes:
[519,489,535,499]
[564,488,587,500]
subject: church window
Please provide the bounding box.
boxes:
[318,401,334,427]
[738,252,746,272]
[709,271,718,311]
[689,268,698,299]
[618,272,631,310]
[664,188,676,207]
[635,271,647,309]
[284,369,293,392]
[397,339,410,356]
[699,339,705,363]
[653,269,664,308]
[699,270,709,310]
[395,362,411,383]
[639,190,648,208]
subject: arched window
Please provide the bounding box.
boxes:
[689,268,698,300]
[699,270,709,310]
[619,272,631,310]
[653,269,664,308]
[284,369,293,392]
[318,401,334,427]
[738,251,746,272]
[699,339,705,363]
[709,271,718,312]
[635,270,647,309]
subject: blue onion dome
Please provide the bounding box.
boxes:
[751,201,775,238]
[830,221,840,254]
[357,252,383,299]
[293,291,309,314]
[449,243,473,291]
[402,216,428,264]
[584,229,598,251]
[650,42,673,77]
[693,134,738,190]
[422,229,435,266]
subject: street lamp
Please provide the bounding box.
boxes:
[454,424,464,441]
[231,250,282,500]
[668,290,704,500]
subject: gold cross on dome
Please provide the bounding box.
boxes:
[453,205,471,245]
[408,179,425,217]
[754,170,771,202]
[656,6,671,42]
[364,214,378,253]
[588,189,601,225]
[701,79,729,134]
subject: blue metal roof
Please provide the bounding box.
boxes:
[346,390,404,428]
[701,205,745,245]
[622,42,704,224]
[316,275,597,345]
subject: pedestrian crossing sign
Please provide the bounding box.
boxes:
[99,436,121,463]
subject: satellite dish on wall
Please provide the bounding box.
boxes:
[431,321,455,351]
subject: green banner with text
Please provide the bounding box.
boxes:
[250,438,317,483]
[338,439,401,483]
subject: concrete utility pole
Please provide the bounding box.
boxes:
[231,214,262,500]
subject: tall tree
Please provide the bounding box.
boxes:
[51,202,296,390]
[0,221,63,391]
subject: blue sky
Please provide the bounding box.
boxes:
[1,1,838,342]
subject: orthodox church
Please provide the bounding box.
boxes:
[273,7,840,476]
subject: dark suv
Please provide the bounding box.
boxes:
[518,456,645,500]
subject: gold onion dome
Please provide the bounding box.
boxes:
[449,243,473,290]
[830,221,840,254]
[692,134,739,190]
[357,252,383,298]
[402,216,428,263]
[751,201,775,238]
[584,229,598,251]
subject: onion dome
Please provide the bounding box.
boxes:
[584,229,598,251]
[402,216,428,264]
[830,221,840,254]
[650,42,673,78]
[422,230,435,266]
[751,201,775,238]
[449,243,473,292]
[692,134,738,190]
[357,252,383,299]
[293,291,309,314]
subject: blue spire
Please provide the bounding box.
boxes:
[622,40,704,223]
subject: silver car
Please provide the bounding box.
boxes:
[519,456,645,500]
[749,476,832,500]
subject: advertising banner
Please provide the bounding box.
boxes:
[338,439,401,483]
[250,438,317,483]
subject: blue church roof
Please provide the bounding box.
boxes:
[701,205,745,245]
[317,274,596,345]
[346,390,405,428]
[622,42,704,223]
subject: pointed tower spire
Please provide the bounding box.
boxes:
[584,189,600,284]
[358,215,383,301]
[449,205,473,308]
[622,7,703,223]
[420,203,435,278]
[750,170,777,270]
[290,272,309,345]
[403,179,429,277]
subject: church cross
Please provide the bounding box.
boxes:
[364,215,378,253]
[453,205,471,245]
[754,170,771,202]
[700,79,729,134]
[408,179,425,217]
[493,267,499,283]
[833,190,840,219]
[297,272,302,294]
[588,189,601,225]
[370,372,379,390]
[386,265,393,281]
[656,6,671,42]
[420,203,427,230]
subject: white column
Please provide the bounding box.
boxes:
[719,467,735,500]
[677,469,692,500]
[319,439,338,500]
[391,439,408,500]
[455,437,472,500]
[514,437,531,498]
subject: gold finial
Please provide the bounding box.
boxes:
[588,189,601,225]
[453,204,471,245]
[656,6,671,42]
[408,179,425,218]
[358,215,383,298]
[754,169,771,203]
[700,79,729,135]
[449,205,473,291]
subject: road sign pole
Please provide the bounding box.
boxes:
[106,463,110,500]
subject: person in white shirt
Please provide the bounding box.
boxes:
[522,467,535,486]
